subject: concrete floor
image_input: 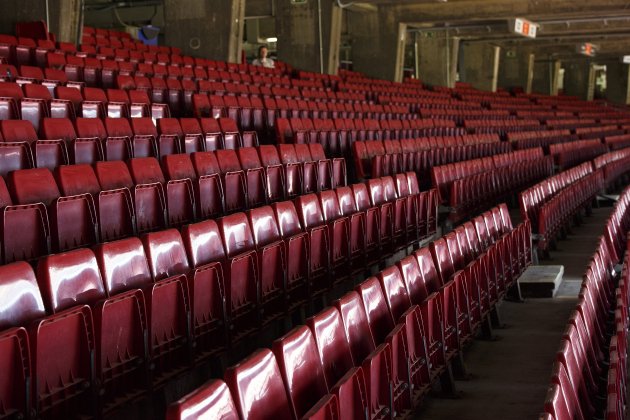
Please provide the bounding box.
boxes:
[415,206,613,420]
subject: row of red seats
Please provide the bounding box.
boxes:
[449,158,554,223]
[276,116,464,157]
[0,116,259,174]
[0,173,433,418]
[0,143,346,264]
[574,125,624,140]
[0,81,176,124]
[352,135,506,179]
[167,204,533,419]
[549,139,608,169]
[507,129,578,151]
[519,162,595,229]
[536,170,604,252]
[604,134,630,151]
[542,188,630,419]
[593,148,630,187]
[431,148,545,203]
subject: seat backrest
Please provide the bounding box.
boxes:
[414,247,442,293]
[181,219,226,268]
[94,160,134,190]
[131,117,158,137]
[396,255,429,305]
[224,348,293,420]
[336,186,358,216]
[335,291,376,365]
[306,306,355,389]
[367,178,385,206]
[107,88,129,103]
[308,144,326,160]
[378,265,412,320]
[128,157,166,184]
[105,117,133,138]
[294,144,312,163]
[24,83,51,100]
[75,117,107,140]
[258,145,282,167]
[351,183,372,212]
[216,149,242,173]
[0,82,23,99]
[318,190,342,222]
[277,144,298,164]
[217,212,255,258]
[356,276,395,344]
[94,237,152,296]
[8,167,60,205]
[166,380,239,420]
[0,261,46,329]
[41,118,77,143]
[430,238,455,284]
[55,164,101,196]
[162,154,196,181]
[179,118,202,135]
[158,118,183,137]
[83,87,108,102]
[36,248,106,313]
[1,119,38,143]
[190,151,221,177]
[199,117,220,134]
[0,176,11,208]
[141,229,190,280]
[295,193,325,229]
[272,200,304,238]
[272,325,329,419]
[236,147,262,170]
[218,117,238,132]
[247,205,282,247]
[381,176,398,202]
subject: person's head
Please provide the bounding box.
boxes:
[258,46,268,59]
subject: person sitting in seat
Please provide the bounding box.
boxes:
[252,45,275,68]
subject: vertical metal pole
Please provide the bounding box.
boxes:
[414,31,419,79]
[45,0,50,33]
[317,0,324,73]
[446,30,451,87]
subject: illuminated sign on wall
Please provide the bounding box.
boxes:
[508,18,538,38]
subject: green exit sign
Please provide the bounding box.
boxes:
[506,50,517,58]
[291,0,307,3]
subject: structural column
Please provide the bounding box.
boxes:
[348,7,406,82]
[411,32,459,88]
[498,48,535,93]
[532,59,562,96]
[164,0,245,62]
[459,42,500,92]
[275,0,342,74]
[605,61,630,105]
[563,61,595,100]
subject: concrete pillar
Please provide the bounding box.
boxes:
[606,61,630,105]
[564,61,595,100]
[412,32,459,88]
[348,7,406,82]
[164,0,245,62]
[498,48,535,93]
[460,42,500,92]
[532,59,562,96]
[276,0,342,74]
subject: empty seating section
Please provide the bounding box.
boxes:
[0,143,348,263]
[3,21,630,420]
[0,172,435,418]
[431,148,554,222]
[168,204,532,419]
[518,160,623,253]
[541,186,630,420]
